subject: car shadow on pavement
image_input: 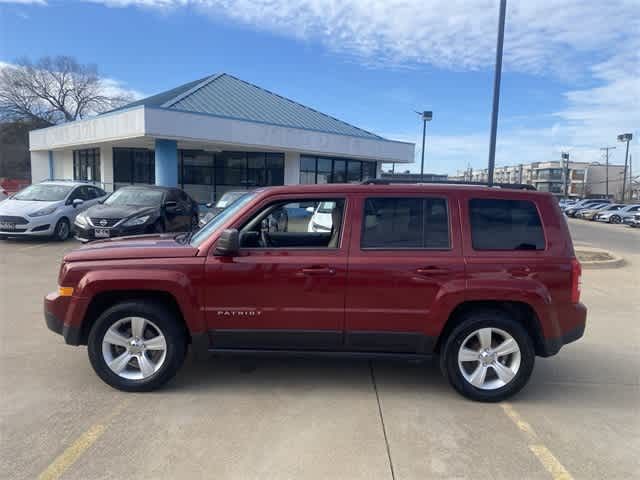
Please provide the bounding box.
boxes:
[164,353,454,398]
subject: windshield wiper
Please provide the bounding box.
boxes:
[174,231,194,244]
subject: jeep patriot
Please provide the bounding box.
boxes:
[45,183,586,401]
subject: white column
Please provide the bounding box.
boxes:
[100,146,114,191]
[30,151,49,183]
[284,151,300,185]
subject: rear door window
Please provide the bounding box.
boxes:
[469,199,545,251]
[361,197,450,249]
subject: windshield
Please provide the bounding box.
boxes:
[190,192,256,247]
[13,184,73,202]
[105,189,164,207]
[216,191,246,208]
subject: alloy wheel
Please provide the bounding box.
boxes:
[57,220,69,240]
[457,327,521,390]
[102,317,167,380]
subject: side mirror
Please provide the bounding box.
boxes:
[213,229,239,256]
[165,200,178,213]
[205,202,213,209]
[72,198,84,208]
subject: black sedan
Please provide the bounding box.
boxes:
[73,186,199,242]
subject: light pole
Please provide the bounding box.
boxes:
[416,110,432,181]
[600,146,615,199]
[561,152,570,199]
[487,0,507,186]
[618,133,633,201]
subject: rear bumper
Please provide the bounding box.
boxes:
[44,292,82,345]
[540,302,587,357]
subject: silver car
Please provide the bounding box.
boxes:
[596,204,640,224]
[0,180,107,241]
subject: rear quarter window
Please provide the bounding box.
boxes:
[469,198,545,251]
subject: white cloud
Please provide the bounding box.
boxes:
[82,0,638,76]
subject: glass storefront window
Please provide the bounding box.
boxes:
[299,155,377,184]
[73,148,101,182]
[113,148,154,189]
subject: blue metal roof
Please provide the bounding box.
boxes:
[115,73,383,140]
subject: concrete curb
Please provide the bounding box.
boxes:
[575,247,626,269]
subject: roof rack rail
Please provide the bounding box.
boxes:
[361,178,536,190]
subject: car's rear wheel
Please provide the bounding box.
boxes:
[610,215,621,224]
[88,301,187,392]
[53,218,70,241]
[441,310,535,402]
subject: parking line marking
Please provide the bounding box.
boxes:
[500,403,574,480]
[37,399,130,480]
[530,444,574,480]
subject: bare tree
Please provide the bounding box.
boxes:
[0,56,133,125]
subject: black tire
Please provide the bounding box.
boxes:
[610,215,621,224]
[53,217,71,241]
[87,301,187,392]
[440,309,535,402]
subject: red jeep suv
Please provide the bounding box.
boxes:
[45,183,586,401]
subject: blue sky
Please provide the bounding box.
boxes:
[0,0,637,175]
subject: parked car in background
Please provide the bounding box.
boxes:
[74,185,199,242]
[307,201,337,233]
[564,199,610,217]
[577,203,623,220]
[45,183,586,402]
[199,190,247,228]
[627,212,640,228]
[0,180,106,241]
[558,198,577,209]
[597,204,640,224]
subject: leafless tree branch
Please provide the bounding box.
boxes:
[0,56,135,125]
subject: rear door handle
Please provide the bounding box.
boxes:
[301,266,336,276]
[415,266,450,275]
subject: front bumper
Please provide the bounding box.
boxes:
[74,222,149,242]
[44,291,83,345]
[0,213,57,236]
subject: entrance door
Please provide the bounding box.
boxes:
[203,197,350,350]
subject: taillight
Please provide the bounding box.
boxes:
[571,257,582,303]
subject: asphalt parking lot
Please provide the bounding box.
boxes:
[1,219,638,480]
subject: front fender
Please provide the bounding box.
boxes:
[69,267,205,334]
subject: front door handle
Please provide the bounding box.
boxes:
[415,266,450,275]
[301,266,336,276]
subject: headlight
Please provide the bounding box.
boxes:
[123,215,150,227]
[29,205,58,217]
[75,214,88,226]
[311,221,331,232]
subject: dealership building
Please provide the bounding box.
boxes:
[29,73,414,203]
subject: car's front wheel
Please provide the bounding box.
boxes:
[610,215,621,224]
[88,301,187,392]
[441,310,535,402]
[53,218,71,241]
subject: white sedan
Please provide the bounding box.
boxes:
[0,180,107,240]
